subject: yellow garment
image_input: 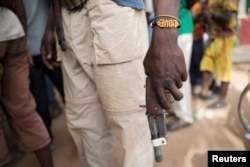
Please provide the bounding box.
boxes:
[200,36,236,82]
[208,0,238,37]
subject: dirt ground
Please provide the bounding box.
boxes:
[5,62,250,167]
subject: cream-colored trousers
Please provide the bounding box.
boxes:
[58,0,154,166]
[174,34,194,123]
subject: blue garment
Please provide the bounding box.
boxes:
[23,0,49,56]
[114,0,144,9]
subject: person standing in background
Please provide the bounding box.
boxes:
[189,0,207,95]
[45,75,64,119]
[199,0,238,109]
[166,0,195,131]
[0,1,54,166]
[22,0,65,146]
[42,0,187,166]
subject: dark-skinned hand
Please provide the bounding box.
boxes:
[26,52,34,69]
[41,28,60,70]
[143,28,187,114]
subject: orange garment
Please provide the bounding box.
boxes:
[190,1,205,40]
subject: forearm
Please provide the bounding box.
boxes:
[153,0,180,17]
[42,4,55,52]
[151,0,181,46]
[46,5,55,32]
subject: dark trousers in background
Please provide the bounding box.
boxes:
[189,38,205,87]
[29,55,64,139]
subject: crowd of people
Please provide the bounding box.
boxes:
[0,0,238,166]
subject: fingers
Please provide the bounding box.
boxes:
[151,75,184,112]
[178,57,188,82]
[163,78,184,101]
[154,86,172,110]
[175,77,183,89]
[51,60,60,68]
[181,70,188,82]
[26,52,34,68]
[168,85,183,101]
[41,48,54,70]
[43,55,54,70]
[41,46,54,70]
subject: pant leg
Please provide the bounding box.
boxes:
[29,57,53,139]
[174,34,194,123]
[89,1,153,167]
[0,42,11,164]
[0,108,11,165]
[189,39,204,86]
[45,75,57,105]
[60,1,154,166]
[45,66,65,102]
[60,49,113,167]
[35,55,65,103]
[59,7,113,167]
[0,38,50,151]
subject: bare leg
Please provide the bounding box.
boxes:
[217,82,229,103]
[34,145,54,167]
[207,82,229,109]
[200,71,212,96]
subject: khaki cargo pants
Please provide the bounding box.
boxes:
[59,0,154,166]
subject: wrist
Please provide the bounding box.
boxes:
[151,28,178,47]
